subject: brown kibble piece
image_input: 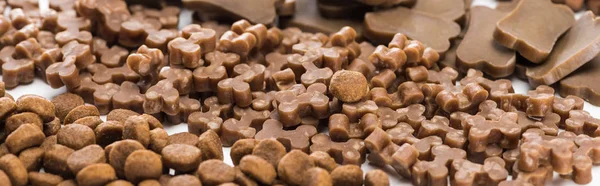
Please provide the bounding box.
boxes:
[364,169,389,186]
[310,133,366,165]
[52,93,84,121]
[5,123,44,154]
[197,130,223,161]
[19,147,44,171]
[107,109,139,124]
[197,160,236,185]
[95,121,125,147]
[559,55,600,106]
[166,175,202,186]
[187,96,232,135]
[239,155,276,184]
[302,167,332,186]
[168,132,199,146]
[0,154,28,186]
[565,110,600,136]
[183,0,277,25]
[57,124,96,150]
[162,144,202,173]
[64,105,100,124]
[329,70,368,103]
[252,139,287,168]
[230,139,257,165]
[123,115,151,147]
[43,144,74,177]
[149,128,168,153]
[526,12,600,86]
[106,180,135,186]
[465,114,521,152]
[124,150,162,183]
[255,119,317,152]
[16,94,55,122]
[411,145,467,186]
[29,172,63,186]
[67,145,106,174]
[108,140,146,178]
[331,165,363,186]
[76,163,117,186]
[494,0,575,63]
[144,80,180,115]
[277,150,315,185]
[310,151,338,172]
[0,109,34,132]
[220,106,270,146]
[450,157,508,185]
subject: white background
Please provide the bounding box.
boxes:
[5,0,598,185]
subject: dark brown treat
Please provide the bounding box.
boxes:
[161,144,202,173]
[230,139,257,165]
[456,6,515,78]
[67,145,106,174]
[217,64,265,107]
[329,70,368,103]
[86,63,140,85]
[112,82,144,113]
[95,121,125,147]
[123,115,151,147]
[64,105,100,124]
[368,45,405,72]
[553,95,584,125]
[5,112,42,134]
[108,140,146,178]
[18,147,44,171]
[72,74,120,114]
[277,150,315,185]
[526,12,600,86]
[251,139,287,168]
[330,165,363,186]
[221,107,270,146]
[0,46,34,89]
[57,124,96,150]
[450,157,508,185]
[43,144,74,177]
[565,110,600,136]
[118,18,161,48]
[309,151,338,172]
[166,175,202,186]
[310,133,366,165]
[274,83,329,127]
[159,68,194,95]
[264,52,290,87]
[126,45,165,90]
[192,51,239,93]
[5,123,44,154]
[370,69,396,89]
[51,93,85,122]
[144,80,180,115]
[465,114,521,152]
[95,44,128,68]
[106,180,135,186]
[239,155,276,184]
[45,55,80,90]
[494,0,574,63]
[364,169,389,186]
[197,130,224,161]
[149,128,168,153]
[417,116,466,148]
[167,37,203,69]
[29,172,64,186]
[107,109,139,124]
[187,97,232,135]
[168,132,199,146]
[365,6,460,53]
[124,150,162,183]
[0,154,28,186]
[255,119,317,152]
[197,160,236,185]
[284,0,362,37]
[16,94,55,122]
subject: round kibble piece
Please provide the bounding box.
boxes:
[123,115,151,147]
[57,124,96,150]
[277,150,315,185]
[310,151,338,172]
[302,167,332,186]
[52,93,84,121]
[0,170,10,186]
[331,165,363,186]
[107,109,139,123]
[44,117,61,136]
[141,114,163,129]
[19,147,44,171]
[234,167,257,186]
[124,150,162,183]
[329,70,368,102]
[139,180,161,186]
[149,128,168,153]
[252,139,286,167]
[41,135,58,151]
[168,132,198,146]
[166,175,202,186]
[57,179,77,186]
[364,169,389,186]
[64,105,100,124]
[95,121,125,147]
[106,180,134,186]
[5,123,45,154]
[161,144,202,172]
[230,139,257,165]
[73,116,104,129]
[197,130,223,161]
[43,144,74,177]
[108,140,146,178]
[197,160,236,185]
[5,112,42,133]
[76,163,117,186]
[0,154,28,186]
[16,94,56,122]
[239,155,276,184]
[67,144,106,174]
[0,97,16,119]
[29,172,64,186]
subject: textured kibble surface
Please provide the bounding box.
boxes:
[2,0,600,185]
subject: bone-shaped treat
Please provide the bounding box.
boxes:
[187,96,232,135]
[275,83,330,127]
[86,63,139,85]
[417,116,466,148]
[450,157,508,186]
[328,113,382,141]
[159,68,193,95]
[369,81,424,110]
[220,106,270,147]
[72,73,120,114]
[464,113,521,153]
[217,63,265,107]
[255,119,317,152]
[143,80,180,115]
[565,110,600,136]
[310,133,366,165]
[193,51,240,93]
[112,81,144,113]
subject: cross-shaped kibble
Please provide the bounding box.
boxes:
[565,110,600,136]
[310,133,366,165]
[96,45,128,68]
[251,91,277,111]
[276,83,330,127]
[450,157,508,186]
[143,80,180,116]
[553,95,584,125]
[218,30,257,57]
[477,100,559,135]
[526,85,555,118]
[287,49,323,81]
[464,113,521,153]
[417,116,466,149]
[369,81,424,110]
[167,37,202,69]
[0,46,34,89]
[396,104,426,129]
[320,47,347,72]
[301,59,333,86]
[386,122,419,145]
[112,81,144,113]
[61,41,96,69]
[292,40,323,55]
[193,51,240,93]
[255,119,317,152]
[377,107,402,130]
[369,45,406,71]
[427,67,459,84]
[220,106,270,146]
[73,73,120,114]
[126,45,165,90]
[55,27,92,46]
[217,63,265,107]
[86,63,140,84]
[166,96,201,124]
[459,69,523,111]
[411,145,467,186]
[159,68,193,95]
[187,96,232,135]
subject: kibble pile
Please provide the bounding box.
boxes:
[0,0,599,186]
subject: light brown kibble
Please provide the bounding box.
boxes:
[329,70,368,103]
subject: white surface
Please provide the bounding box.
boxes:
[4,0,599,185]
